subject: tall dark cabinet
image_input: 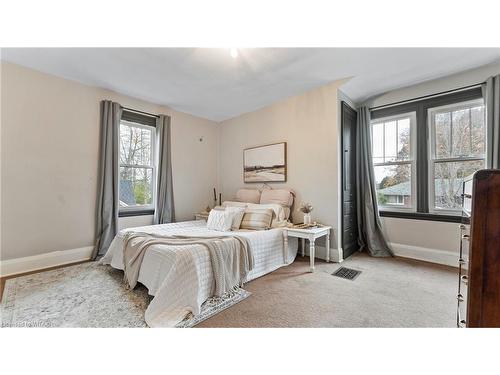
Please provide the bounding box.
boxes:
[341,102,359,259]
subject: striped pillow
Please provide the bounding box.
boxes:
[239,208,274,230]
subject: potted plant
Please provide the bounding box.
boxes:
[300,202,313,224]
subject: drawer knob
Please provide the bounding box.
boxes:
[459,258,466,265]
[462,234,470,240]
[459,224,467,230]
[461,193,472,199]
[461,275,468,285]
[457,294,464,302]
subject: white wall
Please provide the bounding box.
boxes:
[218,80,347,260]
[362,62,500,265]
[0,61,219,262]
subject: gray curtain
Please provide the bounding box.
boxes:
[154,115,175,224]
[92,101,122,260]
[482,75,500,169]
[356,106,393,257]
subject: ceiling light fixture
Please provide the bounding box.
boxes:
[230,48,238,58]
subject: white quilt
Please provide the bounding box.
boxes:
[100,220,297,327]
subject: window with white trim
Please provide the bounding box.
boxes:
[119,119,156,213]
[371,112,416,210]
[428,99,486,213]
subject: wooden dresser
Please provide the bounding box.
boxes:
[457,169,500,328]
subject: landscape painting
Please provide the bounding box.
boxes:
[244,142,286,182]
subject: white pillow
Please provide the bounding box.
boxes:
[247,203,286,222]
[235,189,261,204]
[206,209,233,231]
[225,206,246,230]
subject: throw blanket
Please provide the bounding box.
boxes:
[122,233,253,297]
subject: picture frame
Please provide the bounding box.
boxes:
[243,142,287,183]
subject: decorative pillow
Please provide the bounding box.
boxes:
[247,203,285,222]
[206,208,233,231]
[239,208,274,230]
[260,189,294,207]
[283,207,291,220]
[235,189,261,204]
[224,206,246,230]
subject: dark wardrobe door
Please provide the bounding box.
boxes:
[341,102,359,259]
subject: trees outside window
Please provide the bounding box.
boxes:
[371,113,416,210]
[119,120,155,212]
[429,99,486,213]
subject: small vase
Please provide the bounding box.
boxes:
[303,213,311,224]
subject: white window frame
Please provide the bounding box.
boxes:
[427,98,486,215]
[119,120,156,213]
[371,112,417,212]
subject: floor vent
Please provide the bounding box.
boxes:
[332,267,362,281]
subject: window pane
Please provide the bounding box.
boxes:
[384,120,397,162]
[372,123,384,164]
[120,123,153,166]
[374,164,412,208]
[397,118,411,160]
[471,105,485,156]
[434,112,451,158]
[433,159,484,211]
[452,108,471,157]
[119,167,153,207]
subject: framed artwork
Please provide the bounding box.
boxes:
[243,142,287,183]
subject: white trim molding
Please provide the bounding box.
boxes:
[389,242,458,267]
[302,245,344,263]
[0,246,93,277]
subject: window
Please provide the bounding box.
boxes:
[428,99,486,213]
[370,87,486,222]
[371,112,416,211]
[119,113,156,215]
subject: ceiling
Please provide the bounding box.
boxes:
[2,48,500,122]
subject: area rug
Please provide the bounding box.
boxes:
[175,288,251,328]
[0,262,250,328]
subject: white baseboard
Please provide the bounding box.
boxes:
[302,245,343,263]
[389,242,458,267]
[0,246,94,277]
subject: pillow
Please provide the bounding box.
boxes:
[247,203,286,222]
[224,206,246,230]
[235,189,261,204]
[206,208,233,231]
[260,189,294,207]
[283,207,291,220]
[239,208,274,230]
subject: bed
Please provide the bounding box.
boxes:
[100,219,298,327]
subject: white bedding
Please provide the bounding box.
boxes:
[100,220,297,327]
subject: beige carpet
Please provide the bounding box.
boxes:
[1,252,458,328]
[196,253,458,328]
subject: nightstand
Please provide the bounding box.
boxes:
[194,212,209,221]
[284,226,332,272]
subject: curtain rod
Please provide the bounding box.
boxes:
[121,106,160,118]
[369,82,485,111]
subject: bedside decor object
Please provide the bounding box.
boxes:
[300,202,313,224]
[243,142,286,182]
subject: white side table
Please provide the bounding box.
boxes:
[284,226,332,272]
